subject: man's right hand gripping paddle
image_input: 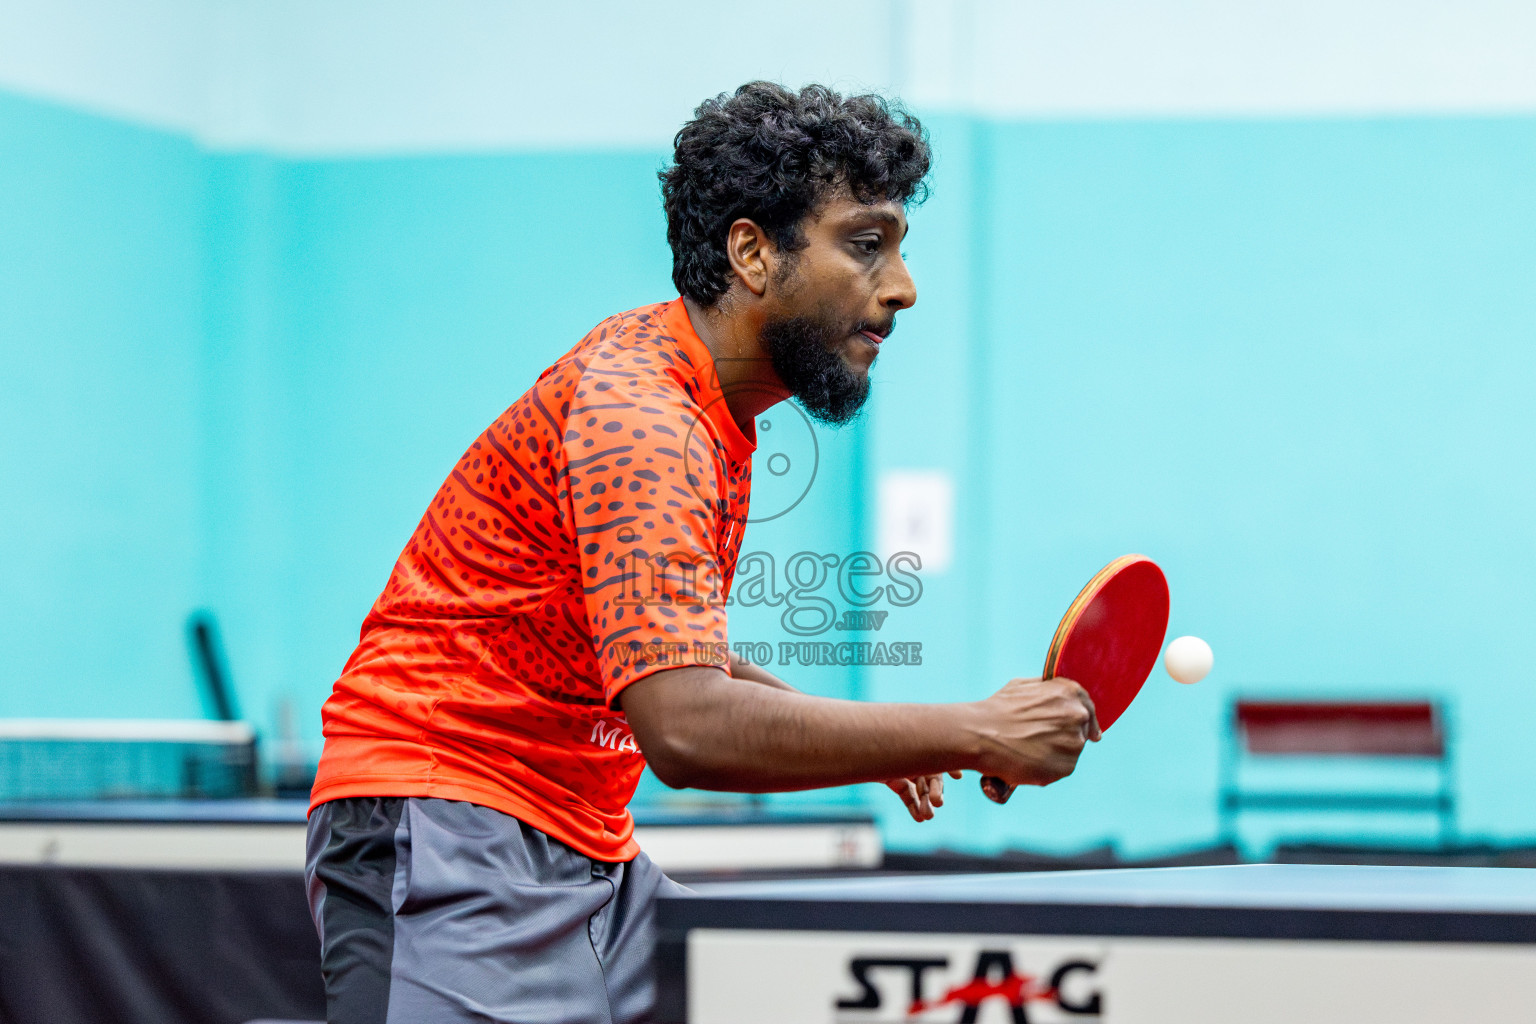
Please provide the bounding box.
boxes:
[981,554,1170,804]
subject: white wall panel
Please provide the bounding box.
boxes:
[4,0,1536,152]
[0,0,208,134]
[966,0,1536,118]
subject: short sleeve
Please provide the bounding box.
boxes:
[563,382,732,705]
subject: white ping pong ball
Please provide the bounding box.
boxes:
[1164,636,1213,685]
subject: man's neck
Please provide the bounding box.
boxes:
[681,295,787,433]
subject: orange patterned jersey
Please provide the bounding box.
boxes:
[310,299,755,861]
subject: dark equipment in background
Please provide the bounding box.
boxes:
[1220,698,1456,848]
[0,614,260,803]
[189,610,318,797]
[188,611,240,722]
[0,608,258,801]
[0,720,257,801]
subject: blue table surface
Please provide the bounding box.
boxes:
[0,799,873,829]
[680,864,1536,915]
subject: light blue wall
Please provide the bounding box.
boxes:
[870,115,1536,855]
[0,91,206,718]
[7,88,1536,853]
[1002,116,1536,854]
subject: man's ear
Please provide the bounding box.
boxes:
[725,218,771,297]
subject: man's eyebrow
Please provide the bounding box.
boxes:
[848,208,909,237]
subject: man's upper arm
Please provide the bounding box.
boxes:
[563,382,730,706]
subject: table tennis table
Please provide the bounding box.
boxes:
[657,863,1536,1023]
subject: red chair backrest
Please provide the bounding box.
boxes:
[1234,700,1443,757]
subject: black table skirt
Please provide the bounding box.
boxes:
[0,865,323,1024]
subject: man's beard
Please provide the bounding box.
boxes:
[760,311,875,426]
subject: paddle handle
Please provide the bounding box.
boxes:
[980,774,1015,804]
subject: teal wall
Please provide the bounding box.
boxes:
[1,91,206,718]
[6,89,1536,853]
[872,116,1536,855]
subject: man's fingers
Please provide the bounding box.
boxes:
[887,775,963,821]
[1070,682,1103,742]
[896,778,923,821]
[949,770,963,779]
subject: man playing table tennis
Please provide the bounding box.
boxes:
[305,82,1100,1024]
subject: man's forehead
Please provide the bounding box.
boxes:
[811,193,908,232]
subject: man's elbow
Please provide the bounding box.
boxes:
[648,754,704,791]
[623,667,734,789]
[636,726,712,790]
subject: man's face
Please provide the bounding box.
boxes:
[759,193,917,425]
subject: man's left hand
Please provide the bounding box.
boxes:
[885,771,963,822]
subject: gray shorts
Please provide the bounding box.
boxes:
[305,796,687,1024]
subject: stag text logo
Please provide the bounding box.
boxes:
[835,950,1102,1023]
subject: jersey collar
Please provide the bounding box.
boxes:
[661,298,759,461]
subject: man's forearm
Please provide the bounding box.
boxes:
[621,666,981,792]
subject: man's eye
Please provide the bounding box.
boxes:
[854,239,880,254]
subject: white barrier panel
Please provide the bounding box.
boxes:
[688,928,1536,1024]
[0,814,881,873]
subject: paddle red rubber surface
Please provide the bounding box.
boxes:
[981,555,1169,803]
[1045,554,1170,731]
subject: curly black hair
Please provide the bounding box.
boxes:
[660,82,931,306]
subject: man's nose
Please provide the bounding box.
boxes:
[880,255,917,311]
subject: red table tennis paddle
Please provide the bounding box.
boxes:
[981,554,1170,804]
